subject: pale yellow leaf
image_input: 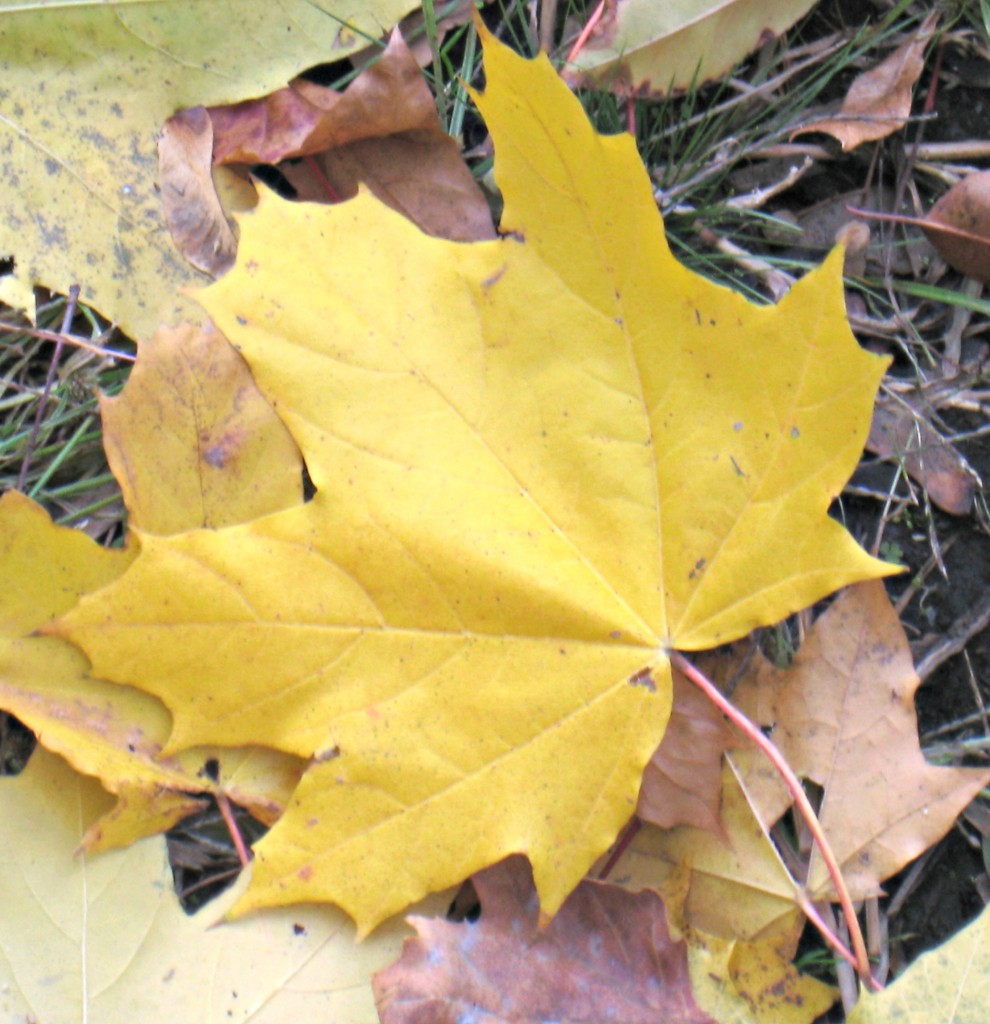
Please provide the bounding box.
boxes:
[0,748,439,1023]
[848,904,990,1024]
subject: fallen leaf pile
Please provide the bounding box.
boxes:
[1,8,987,1023]
[54,24,896,936]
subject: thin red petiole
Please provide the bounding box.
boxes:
[596,817,641,880]
[215,789,251,868]
[670,650,882,992]
[566,0,605,64]
[304,154,342,203]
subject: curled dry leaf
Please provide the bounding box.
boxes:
[373,855,718,1024]
[210,30,438,164]
[159,29,494,258]
[794,13,937,150]
[158,108,238,277]
[732,582,990,900]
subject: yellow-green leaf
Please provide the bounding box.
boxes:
[848,905,990,1024]
[58,28,895,933]
[0,747,437,1023]
[562,0,817,98]
[0,0,418,337]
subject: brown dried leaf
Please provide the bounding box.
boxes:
[923,170,990,283]
[210,32,438,164]
[795,13,937,150]
[200,30,494,243]
[638,668,738,834]
[732,582,990,899]
[279,131,496,242]
[373,855,717,1024]
[158,107,238,276]
[867,395,977,515]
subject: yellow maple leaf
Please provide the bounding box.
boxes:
[0,322,310,848]
[0,491,304,851]
[57,27,895,934]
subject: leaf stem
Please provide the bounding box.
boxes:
[565,1,605,65]
[669,650,882,992]
[215,790,251,868]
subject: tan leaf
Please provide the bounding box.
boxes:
[616,762,802,943]
[281,131,497,242]
[210,31,437,163]
[204,30,495,242]
[923,170,990,283]
[732,581,990,898]
[795,13,938,150]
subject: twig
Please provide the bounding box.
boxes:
[0,318,134,363]
[913,586,990,681]
[671,650,881,991]
[692,225,795,300]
